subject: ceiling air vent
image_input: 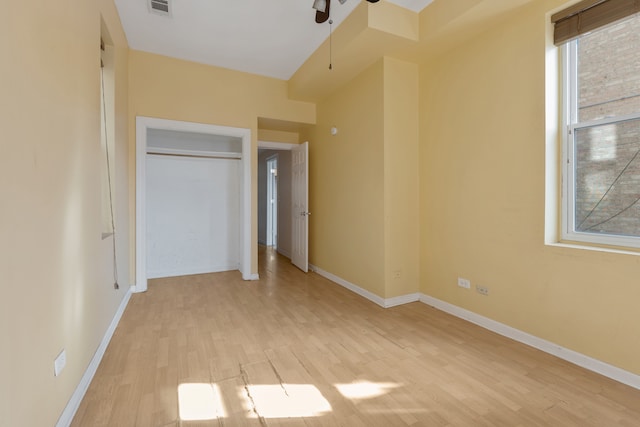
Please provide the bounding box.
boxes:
[148,0,171,17]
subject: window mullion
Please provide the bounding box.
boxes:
[572,112,640,130]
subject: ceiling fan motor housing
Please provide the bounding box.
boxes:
[315,0,379,24]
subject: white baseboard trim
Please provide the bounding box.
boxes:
[419,294,640,391]
[55,286,133,427]
[243,273,260,281]
[309,264,420,309]
[310,264,386,307]
[385,293,421,308]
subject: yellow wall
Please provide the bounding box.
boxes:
[128,51,315,277]
[4,2,639,425]
[383,58,420,299]
[309,60,386,297]
[308,57,420,300]
[0,0,130,425]
[419,0,640,375]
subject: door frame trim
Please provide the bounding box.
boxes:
[258,140,298,150]
[135,116,253,292]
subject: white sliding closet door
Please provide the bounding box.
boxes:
[146,154,240,279]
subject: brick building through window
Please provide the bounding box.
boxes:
[569,12,640,241]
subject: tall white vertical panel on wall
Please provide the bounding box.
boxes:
[146,154,240,279]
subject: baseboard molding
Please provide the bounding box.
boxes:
[55,286,133,427]
[385,293,421,308]
[419,294,640,391]
[309,264,420,309]
[310,264,386,307]
[243,273,260,281]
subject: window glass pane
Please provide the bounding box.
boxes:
[574,118,640,237]
[577,13,640,122]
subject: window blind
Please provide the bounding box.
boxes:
[552,0,640,45]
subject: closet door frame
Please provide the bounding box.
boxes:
[135,116,255,293]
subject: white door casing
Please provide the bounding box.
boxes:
[292,141,309,272]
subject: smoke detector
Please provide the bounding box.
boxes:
[148,0,171,17]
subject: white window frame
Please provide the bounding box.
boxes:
[561,40,640,249]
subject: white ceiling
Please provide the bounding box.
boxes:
[114,0,434,80]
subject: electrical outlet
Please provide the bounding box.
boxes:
[54,349,66,377]
[476,285,489,296]
[457,277,471,289]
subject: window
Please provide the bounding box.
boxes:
[560,9,640,249]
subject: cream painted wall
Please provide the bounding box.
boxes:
[308,57,420,300]
[0,0,130,425]
[309,60,386,297]
[419,0,640,375]
[128,51,315,278]
[3,2,638,425]
[383,58,420,299]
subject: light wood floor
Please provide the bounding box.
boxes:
[72,247,640,426]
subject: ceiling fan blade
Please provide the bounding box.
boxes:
[315,0,331,23]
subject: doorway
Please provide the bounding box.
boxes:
[257,141,302,267]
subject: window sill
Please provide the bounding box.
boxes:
[548,240,640,257]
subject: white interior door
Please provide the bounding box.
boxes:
[292,141,309,272]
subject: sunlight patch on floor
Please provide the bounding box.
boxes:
[242,384,332,418]
[178,383,226,421]
[335,381,401,400]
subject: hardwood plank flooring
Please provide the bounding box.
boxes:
[71,247,640,426]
